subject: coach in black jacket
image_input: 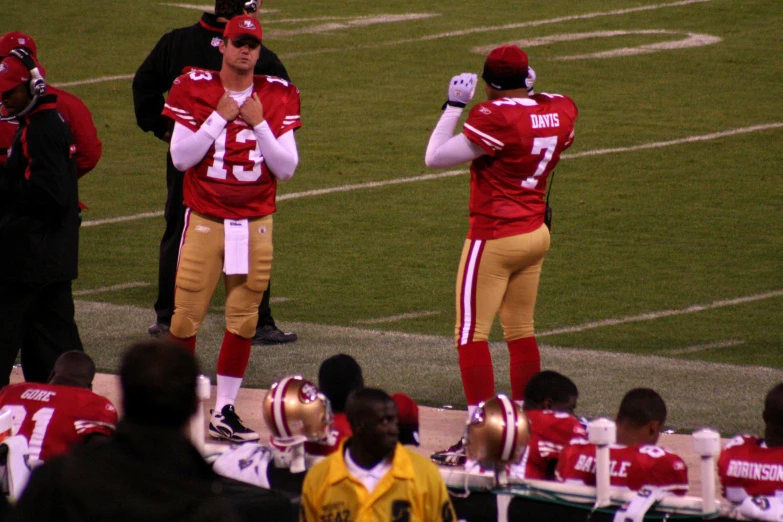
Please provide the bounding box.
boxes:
[133,0,297,345]
[0,54,83,387]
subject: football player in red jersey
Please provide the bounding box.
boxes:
[555,388,688,495]
[425,45,577,464]
[508,370,586,479]
[162,15,300,442]
[0,32,102,175]
[0,351,117,462]
[718,383,783,503]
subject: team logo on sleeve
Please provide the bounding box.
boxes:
[479,106,492,115]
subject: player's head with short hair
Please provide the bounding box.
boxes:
[120,340,199,429]
[345,387,399,461]
[214,0,246,19]
[318,353,364,413]
[763,383,783,442]
[482,45,529,93]
[48,351,96,389]
[523,370,579,413]
[615,388,666,445]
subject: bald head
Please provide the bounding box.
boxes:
[48,351,96,388]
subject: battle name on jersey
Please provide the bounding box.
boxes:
[726,460,783,482]
[530,113,560,129]
[573,454,631,477]
[20,389,57,402]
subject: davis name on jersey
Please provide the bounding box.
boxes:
[719,435,783,503]
[462,92,577,240]
[163,69,301,219]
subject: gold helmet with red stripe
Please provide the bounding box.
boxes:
[262,375,332,442]
[466,394,530,468]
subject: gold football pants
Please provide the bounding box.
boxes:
[171,210,273,340]
[455,224,550,346]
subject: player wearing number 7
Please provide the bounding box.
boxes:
[162,15,300,442]
[425,45,577,465]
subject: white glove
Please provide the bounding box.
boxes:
[525,67,536,95]
[445,73,477,108]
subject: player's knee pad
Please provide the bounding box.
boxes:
[247,254,272,293]
[227,312,259,339]
[175,255,208,292]
[171,310,202,338]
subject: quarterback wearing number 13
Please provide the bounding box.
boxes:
[161,15,300,442]
[425,45,577,463]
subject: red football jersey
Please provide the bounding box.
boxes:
[0,382,117,461]
[162,69,301,219]
[718,435,783,503]
[516,410,587,479]
[556,441,688,495]
[304,412,352,457]
[461,92,577,240]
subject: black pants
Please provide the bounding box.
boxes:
[0,280,83,387]
[155,153,274,327]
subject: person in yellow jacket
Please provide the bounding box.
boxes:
[301,388,457,522]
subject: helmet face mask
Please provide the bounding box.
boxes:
[263,375,333,443]
[466,395,530,469]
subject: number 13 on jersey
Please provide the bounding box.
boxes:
[206,128,265,182]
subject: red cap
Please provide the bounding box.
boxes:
[0,32,37,59]
[223,15,263,43]
[392,393,420,446]
[0,57,31,95]
[482,45,529,91]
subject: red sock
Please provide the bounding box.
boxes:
[169,334,196,355]
[508,336,541,402]
[217,330,252,378]
[457,341,494,406]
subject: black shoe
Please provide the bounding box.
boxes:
[208,405,260,443]
[251,324,297,345]
[148,322,170,337]
[431,439,466,467]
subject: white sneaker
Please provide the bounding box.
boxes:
[208,405,260,443]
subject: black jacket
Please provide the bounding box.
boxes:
[133,12,290,141]
[10,421,241,522]
[0,94,79,284]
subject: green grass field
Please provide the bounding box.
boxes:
[5,0,782,433]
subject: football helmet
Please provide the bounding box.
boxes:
[262,375,332,443]
[466,394,530,468]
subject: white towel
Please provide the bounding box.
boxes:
[223,219,249,275]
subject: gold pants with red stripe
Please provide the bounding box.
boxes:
[170,210,273,340]
[455,224,550,345]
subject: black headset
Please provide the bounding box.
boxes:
[9,47,45,97]
[0,47,46,121]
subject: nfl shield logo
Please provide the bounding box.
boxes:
[211,37,221,48]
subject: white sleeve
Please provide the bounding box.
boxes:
[169,111,227,171]
[253,121,298,181]
[425,106,485,169]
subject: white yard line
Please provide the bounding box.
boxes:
[663,339,745,355]
[280,0,713,58]
[53,75,134,88]
[82,123,783,228]
[73,282,150,296]
[537,290,783,338]
[356,311,440,325]
[161,3,277,14]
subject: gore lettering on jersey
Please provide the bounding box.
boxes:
[726,460,783,482]
[530,113,560,129]
[20,389,57,402]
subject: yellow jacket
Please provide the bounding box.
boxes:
[301,439,456,522]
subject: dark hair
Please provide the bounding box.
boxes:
[214,0,245,19]
[764,383,783,428]
[524,370,578,407]
[120,340,199,429]
[345,387,393,428]
[318,354,364,412]
[616,388,667,427]
[49,351,96,388]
